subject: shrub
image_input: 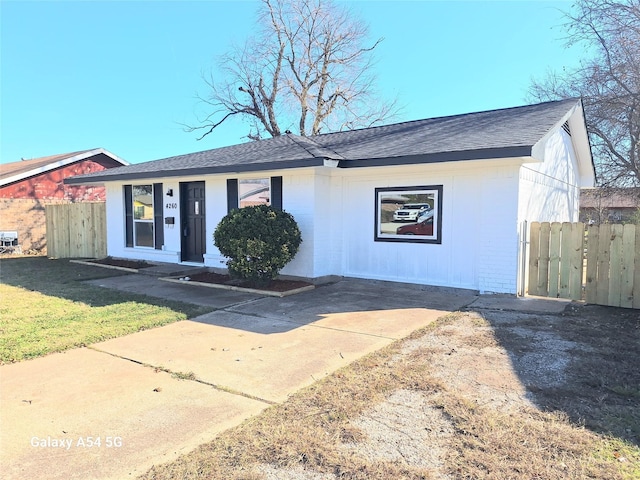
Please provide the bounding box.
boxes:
[213,205,302,286]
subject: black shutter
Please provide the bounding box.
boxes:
[124,185,133,247]
[271,176,283,210]
[153,183,164,249]
[227,179,238,212]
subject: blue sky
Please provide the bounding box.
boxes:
[1,0,585,165]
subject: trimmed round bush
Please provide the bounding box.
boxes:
[213,205,302,286]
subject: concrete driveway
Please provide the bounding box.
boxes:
[1,278,478,480]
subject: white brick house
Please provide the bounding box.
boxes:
[66,99,595,294]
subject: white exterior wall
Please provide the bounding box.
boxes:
[517,128,581,224]
[105,182,126,257]
[476,167,521,293]
[325,163,521,293]
[202,176,230,269]
[104,161,524,293]
[278,171,318,278]
[307,170,344,278]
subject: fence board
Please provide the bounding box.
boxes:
[45,205,56,257]
[608,224,624,307]
[569,222,585,301]
[559,222,573,298]
[58,205,71,257]
[595,224,611,306]
[528,222,541,296]
[585,225,599,302]
[548,223,561,298]
[635,225,640,309]
[620,224,636,308]
[71,204,88,257]
[45,203,107,258]
[93,203,108,256]
[538,222,551,297]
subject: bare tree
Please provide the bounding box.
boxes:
[529,0,640,187]
[187,0,396,141]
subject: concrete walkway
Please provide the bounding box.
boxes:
[0,277,569,480]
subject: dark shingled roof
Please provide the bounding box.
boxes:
[66,99,580,184]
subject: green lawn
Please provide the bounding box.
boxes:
[0,257,215,363]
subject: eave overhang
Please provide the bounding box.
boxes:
[64,158,328,185]
[337,146,533,168]
[65,145,534,185]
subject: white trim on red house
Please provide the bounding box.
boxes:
[0,148,128,187]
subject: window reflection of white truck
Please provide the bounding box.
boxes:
[393,203,433,222]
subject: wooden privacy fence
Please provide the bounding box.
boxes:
[528,222,640,308]
[45,203,107,258]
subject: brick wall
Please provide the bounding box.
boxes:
[0,159,108,201]
[477,170,520,294]
[0,198,72,254]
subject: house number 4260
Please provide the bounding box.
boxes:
[165,203,177,209]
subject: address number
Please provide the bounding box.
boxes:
[165,203,177,209]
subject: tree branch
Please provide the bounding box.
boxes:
[187,0,398,142]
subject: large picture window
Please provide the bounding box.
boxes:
[375,185,443,244]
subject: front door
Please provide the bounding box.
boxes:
[180,181,206,262]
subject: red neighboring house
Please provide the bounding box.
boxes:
[0,149,128,253]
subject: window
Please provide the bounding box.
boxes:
[375,185,443,244]
[132,185,154,247]
[124,183,164,249]
[239,178,270,208]
[226,177,283,212]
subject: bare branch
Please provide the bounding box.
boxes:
[186,0,398,141]
[529,0,640,187]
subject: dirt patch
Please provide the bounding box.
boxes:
[139,303,639,480]
[187,271,313,293]
[342,389,454,478]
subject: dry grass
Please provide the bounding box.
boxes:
[139,310,638,480]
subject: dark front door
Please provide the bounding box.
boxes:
[181,181,206,262]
